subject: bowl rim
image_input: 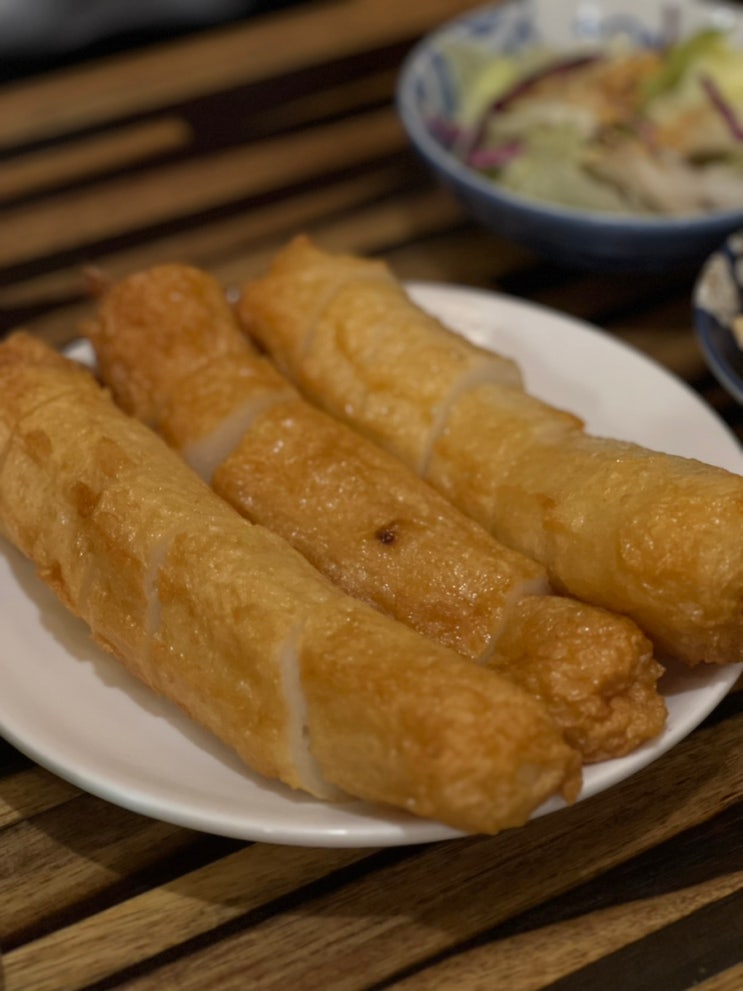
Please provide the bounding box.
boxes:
[396,0,743,233]
[695,322,743,404]
[693,231,743,403]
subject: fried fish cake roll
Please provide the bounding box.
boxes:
[489,597,665,760]
[231,235,523,475]
[428,392,743,667]
[85,264,546,661]
[85,264,667,761]
[237,237,743,667]
[0,332,581,833]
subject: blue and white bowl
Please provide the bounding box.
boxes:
[396,0,743,271]
[694,230,743,402]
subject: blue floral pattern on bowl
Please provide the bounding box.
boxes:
[421,1,670,125]
[694,231,743,403]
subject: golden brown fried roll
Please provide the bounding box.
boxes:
[85,264,667,762]
[237,236,743,667]
[229,236,523,475]
[490,597,665,759]
[0,331,581,834]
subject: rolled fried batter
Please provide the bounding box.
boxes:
[491,597,664,759]
[0,331,582,834]
[85,264,666,761]
[237,236,743,667]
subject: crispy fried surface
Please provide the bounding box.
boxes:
[215,395,546,662]
[87,264,549,668]
[301,598,581,829]
[0,331,582,833]
[432,391,743,666]
[237,235,524,473]
[239,237,743,667]
[84,264,247,426]
[86,263,668,762]
[489,596,666,762]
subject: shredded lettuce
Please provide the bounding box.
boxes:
[441,43,549,128]
[646,30,743,152]
[435,28,743,217]
[643,28,727,98]
[496,125,643,213]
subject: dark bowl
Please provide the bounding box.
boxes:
[694,230,743,403]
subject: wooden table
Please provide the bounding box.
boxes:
[0,2,741,988]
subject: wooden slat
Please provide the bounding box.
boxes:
[0,768,79,829]
[0,160,426,314]
[3,845,373,991]
[0,0,476,148]
[100,714,742,990]
[0,58,397,216]
[694,963,743,990]
[0,106,403,269]
[0,796,199,947]
[0,117,192,202]
[11,182,466,347]
[213,184,469,288]
[246,65,399,134]
[0,5,741,989]
[389,872,743,990]
[385,227,536,284]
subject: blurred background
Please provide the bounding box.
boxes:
[0,0,309,80]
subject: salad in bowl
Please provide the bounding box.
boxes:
[397,0,743,269]
[436,24,743,217]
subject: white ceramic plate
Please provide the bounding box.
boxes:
[1,284,741,847]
